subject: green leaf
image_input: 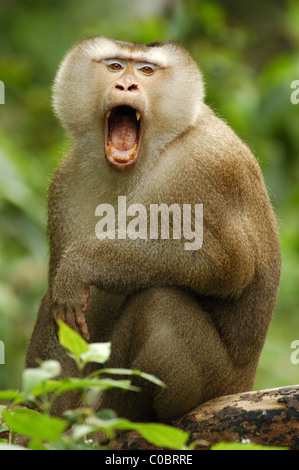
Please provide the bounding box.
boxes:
[0,443,28,451]
[0,405,9,433]
[71,424,95,441]
[80,342,111,364]
[0,390,24,403]
[57,320,88,358]
[2,408,68,442]
[131,370,165,388]
[95,408,117,420]
[83,416,189,450]
[95,378,140,392]
[99,368,165,388]
[22,360,61,399]
[28,379,62,398]
[53,377,140,396]
[211,442,288,450]
[28,439,47,450]
[122,422,189,450]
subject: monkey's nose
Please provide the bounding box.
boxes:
[114,81,139,92]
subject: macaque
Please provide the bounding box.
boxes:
[26,36,281,422]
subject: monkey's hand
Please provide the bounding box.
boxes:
[52,283,90,341]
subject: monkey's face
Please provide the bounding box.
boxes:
[96,58,154,171]
[92,45,176,171]
[52,36,205,171]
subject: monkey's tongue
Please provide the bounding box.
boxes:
[111,115,137,152]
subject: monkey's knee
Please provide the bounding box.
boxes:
[103,288,216,420]
[104,287,256,421]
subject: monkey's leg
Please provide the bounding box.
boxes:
[26,291,82,415]
[99,287,248,422]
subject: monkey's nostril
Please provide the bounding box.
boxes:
[115,83,138,92]
[128,84,138,92]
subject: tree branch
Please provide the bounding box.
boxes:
[111,385,299,450]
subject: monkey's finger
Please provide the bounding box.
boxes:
[53,305,76,338]
[54,304,78,333]
[82,286,90,312]
[75,307,90,341]
[53,304,67,323]
[53,305,59,335]
[53,304,67,325]
[63,308,79,334]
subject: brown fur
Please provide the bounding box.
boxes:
[26,36,281,421]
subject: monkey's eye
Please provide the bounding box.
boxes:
[136,62,157,76]
[108,63,124,71]
[139,66,153,75]
[103,59,126,72]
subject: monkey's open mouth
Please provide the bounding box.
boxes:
[105,105,141,170]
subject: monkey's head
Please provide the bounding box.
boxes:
[53,36,205,171]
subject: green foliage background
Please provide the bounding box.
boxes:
[0,0,298,392]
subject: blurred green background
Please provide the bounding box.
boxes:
[0,0,298,391]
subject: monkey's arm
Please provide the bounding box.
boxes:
[51,215,258,340]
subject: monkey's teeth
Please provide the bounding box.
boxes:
[107,110,111,119]
[136,111,141,121]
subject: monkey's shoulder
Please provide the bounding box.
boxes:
[192,105,255,163]
[169,105,263,188]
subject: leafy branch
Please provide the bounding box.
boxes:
[0,320,188,450]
